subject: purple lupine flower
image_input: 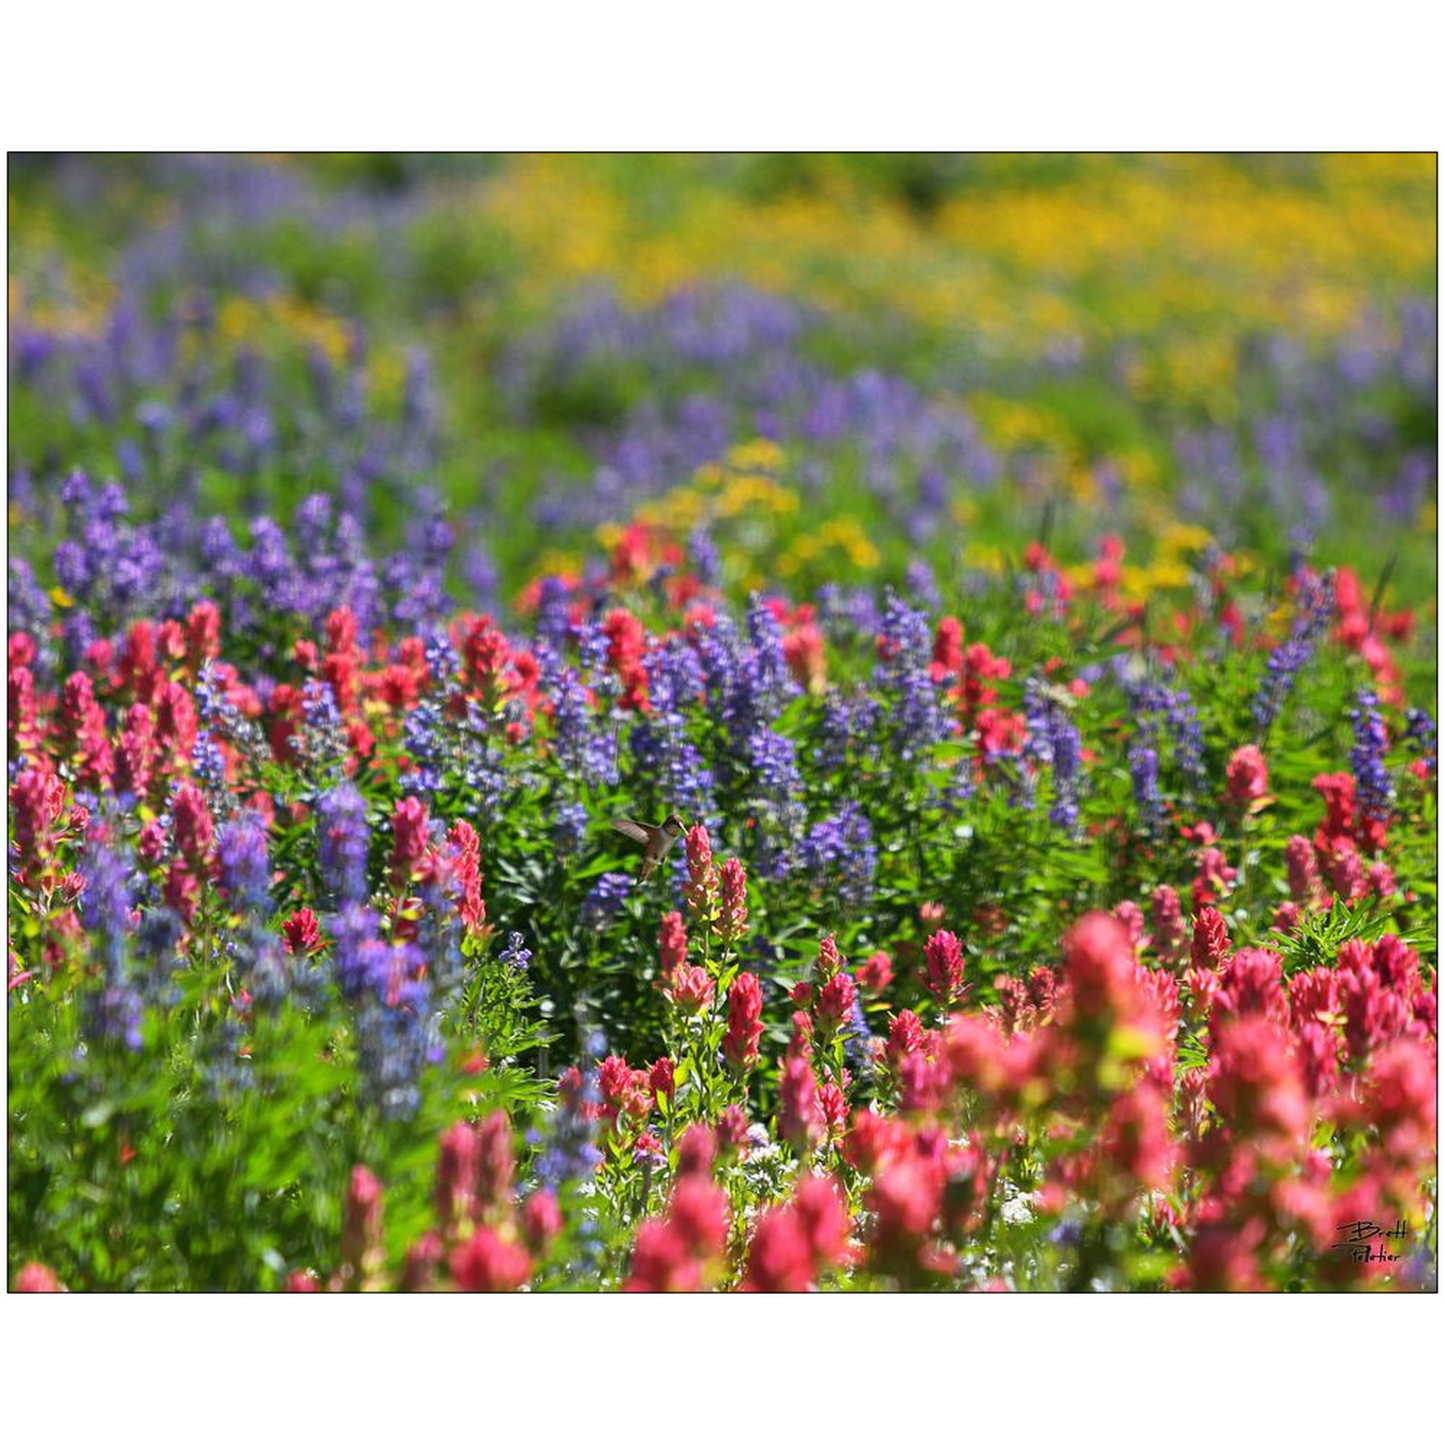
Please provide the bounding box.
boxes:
[873,589,942,761]
[941,760,977,817]
[317,782,371,905]
[687,526,721,588]
[748,726,801,796]
[301,677,344,732]
[904,557,941,611]
[530,1044,604,1190]
[111,528,167,612]
[1129,676,1206,794]
[746,595,799,711]
[294,493,333,556]
[818,583,882,644]
[191,733,227,795]
[576,614,613,681]
[217,813,271,916]
[745,725,807,878]
[1350,689,1394,827]
[61,609,97,672]
[665,741,716,825]
[843,989,874,1075]
[1405,708,1436,774]
[331,905,389,1001]
[692,615,751,744]
[1129,734,1163,834]
[7,560,53,662]
[1024,679,1081,830]
[499,933,533,970]
[387,554,448,628]
[79,840,143,1051]
[798,814,846,893]
[581,872,632,928]
[816,691,853,773]
[1162,685,1206,791]
[552,669,619,787]
[673,600,793,766]
[402,699,445,795]
[416,875,466,1007]
[552,799,589,855]
[329,903,439,1117]
[217,815,293,1007]
[80,840,136,980]
[354,969,439,1120]
[798,801,877,910]
[401,491,454,590]
[460,737,511,823]
[533,575,575,653]
[1251,567,1335,732]
[61,468,94,516]
[133,898,184,991]
[86,984,145,1054]
[200,516,243,578]
[423,628,459,686]
[629,640,716,821]
[54,539,90,597]
[402,349,438,436]
[460,539,499,614]
[1047,715,1082,831]
[245,514,291,592]
[194,663,235,732]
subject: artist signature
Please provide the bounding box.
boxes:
[1332,1219,1411,1264]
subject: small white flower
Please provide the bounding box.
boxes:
[999,1194,1034,1227]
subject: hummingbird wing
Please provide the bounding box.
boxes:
[611,818,652,845]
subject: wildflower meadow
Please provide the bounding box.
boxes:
[6,152,1437,1295]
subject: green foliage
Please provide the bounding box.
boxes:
[1268,896,1419,976]
[7,898,550,1289]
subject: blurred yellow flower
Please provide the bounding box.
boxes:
[716,475,799,520]
[726,437,786,474]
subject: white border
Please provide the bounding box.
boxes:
[2,3,1442,148]
[3,3,1440,1437]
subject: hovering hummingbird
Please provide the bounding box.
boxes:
[611,813,686,881]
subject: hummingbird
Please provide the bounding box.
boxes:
[611,813,686,881]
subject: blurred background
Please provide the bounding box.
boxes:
[8,152,1438,613]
